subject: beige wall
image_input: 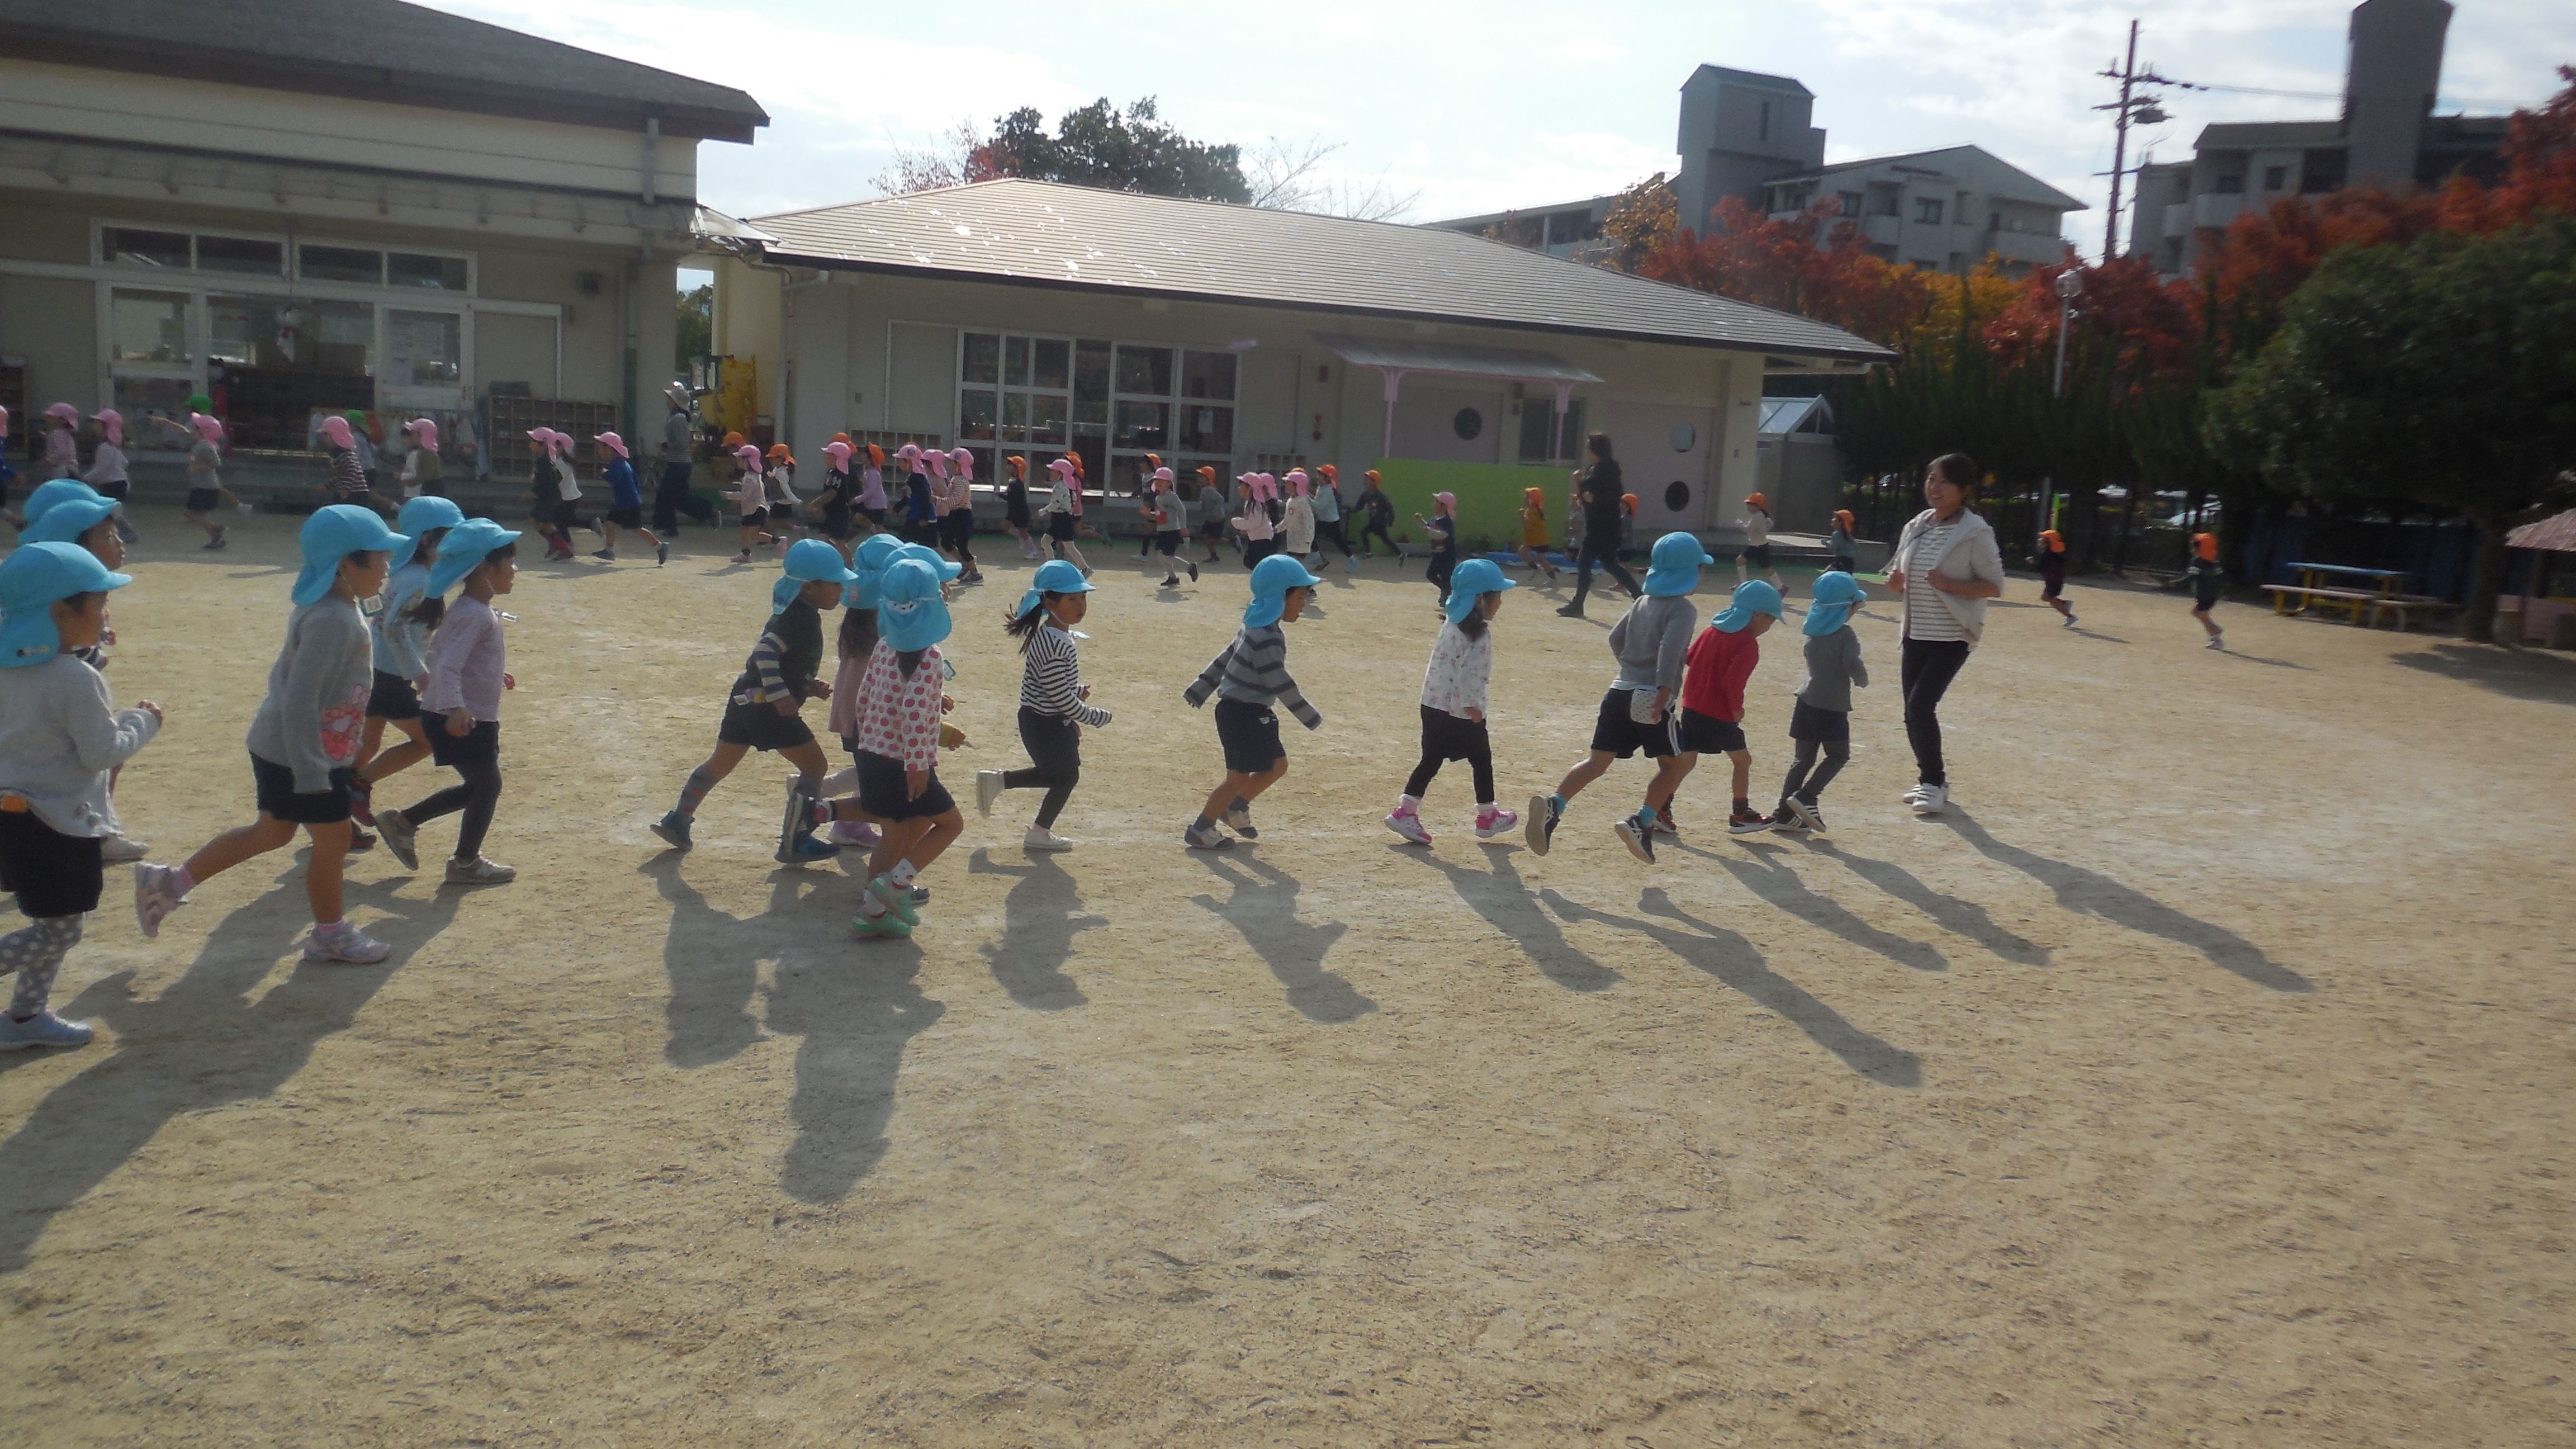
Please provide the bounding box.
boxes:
[0,58,697,201]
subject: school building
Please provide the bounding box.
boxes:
[0,0,766,490]
[707,179,1890,550]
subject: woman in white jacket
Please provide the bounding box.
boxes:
[1881,453,2005,817]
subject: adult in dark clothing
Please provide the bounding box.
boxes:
[1559,433,1641,617]
[653,389,717,535]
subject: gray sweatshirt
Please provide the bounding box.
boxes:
[0,656,162,837]
[1795,626,1869,713]
[244,598,375,792]
[1606,594,1696,693]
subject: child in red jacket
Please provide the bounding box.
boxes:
[1679,580,1784,835]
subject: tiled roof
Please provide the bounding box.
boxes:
[2507,508,2576,553]
[749,180,1893,364]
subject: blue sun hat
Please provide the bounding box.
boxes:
[0,541,131,669]
[19,479,119,546]
[390,495,467,570]
[844,533,903,609]
[290,504,401,605]
[1443,556,1516,624]
[775,537,858,613]
[893,540,963,584]
[1712,579,1785,633]
[1018,557,1096,619]
[1244,551,1322,628]
[425,517,523,598]
[1803,569,1866,636]
[877,556,953,651]
[1642,531,1717,597]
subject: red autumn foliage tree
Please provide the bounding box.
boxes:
[1633,198,1935,349]
[1988,255,2199,386]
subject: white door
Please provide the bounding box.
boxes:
[1594,401,1715,533]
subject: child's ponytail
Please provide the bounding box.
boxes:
[1002,594,1064,653]
[1456,610,1489,641]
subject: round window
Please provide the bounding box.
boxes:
[1665,480,1691,513]
[1453,408,1484,441]
[1670,422,1697,452]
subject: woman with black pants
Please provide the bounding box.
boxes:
[1559,432,1640,617]
[1882,453,2004,817]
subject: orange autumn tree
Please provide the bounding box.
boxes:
[1632,197,1935,349]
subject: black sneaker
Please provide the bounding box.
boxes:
[1726,805,1770,836]
[1555,603,1584,618]
[1765,806,1807,834]
[1186,560,1200,583]
[1613,811,1656,864]
[1524,793,1559,855]
[1786,795,1826,832]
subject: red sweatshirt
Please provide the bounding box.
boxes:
[1682,624,1760,722]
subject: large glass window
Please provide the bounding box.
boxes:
[1115,344,1173,397]
[1517,396,1587,462]
[1114,400,1170,451]
[1181,349,1237,400]
[109,290,192,364]
[387,252,468,291]
[300,244,384,285]
[103,229,192,270]
[961,332,1235,496]
[198,236,286,277]
[385,309,462,388]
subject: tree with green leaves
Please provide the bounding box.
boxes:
[2207,219,2576,642]
[876,98,1248,203]
[675,281,711,372]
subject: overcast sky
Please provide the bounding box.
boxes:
[429,0,2570,259]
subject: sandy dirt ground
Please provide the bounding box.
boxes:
[1,508,2570,1447]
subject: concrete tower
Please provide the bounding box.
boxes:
[1674,66,1826,238]
[2343,0,2452,187]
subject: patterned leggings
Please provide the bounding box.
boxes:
[1,915,82,1019]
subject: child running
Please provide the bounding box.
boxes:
[2188,532,2224,649]
[1673,580,1785,844]
[1309,465,1355,570]
[902,446,938,547]
[1770,570,1868,833]
[40,402,81,482]
[1525,532,1713,861]
[814,441,858,546]
[525,429,574,560]
[1001,454,1040,558]
[352,495,466,830]
[155,410,241,549]
[0,542,163,1049]
[1352,470,1397,565]
[592,431,667,564]
[974,560,1109,850]
[83,409,139,543]
[650,539,857,861]
[1195,467,1227,565]
[939,447,984,585]
[1517,487,1561,584]
[814,533,907,849]
[726,443,775,564]
[2038,527,2074,624]
[375,518,522,885]
[1736,493,1782,586]
[1281,469,1317,564]
[1418,491,1460,609]
[1148,468,1199,587]
[1385,558,1518,846]
[1231,472,1279,568]
[1828,509,1858,574]
[845,557,968,938]
[1181,553,1324,850]
[134,506,400,963]
[20,480,146,860]
[399,416,445,500]
[1040,457,1092,574]
[860,443,891,530]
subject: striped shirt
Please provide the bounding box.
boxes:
[1183,623,1321,728]
[1021,625,1112,726]
[328,446,367,498]
[1898,515,1968,642]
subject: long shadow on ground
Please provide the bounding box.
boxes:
[1679,839,1949,974]
[968,847,1096,1010]
[1794,838,2052,967]
[1541,887,1922,1087]
[1400,843,1620,992]
[0,867,461,1272]
[2392,641,2576,706]
[1190,853,1374,1023]
[1931,811,2309,992]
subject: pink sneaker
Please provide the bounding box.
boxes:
[1383,807,1432,846]
[827,818,881,847]
[1474,807,1520,840]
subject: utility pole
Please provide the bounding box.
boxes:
[2095,21,2173,264]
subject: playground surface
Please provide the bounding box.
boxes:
[2,511,2569,1446]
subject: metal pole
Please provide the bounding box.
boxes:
[2053,298,2071,397]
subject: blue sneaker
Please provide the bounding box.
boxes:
[0,1010,96,1050]
[867,874,920,926]
[651,811,693,851]
[782,834,840,864]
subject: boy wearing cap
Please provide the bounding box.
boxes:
[652,539,856,863]
[1526,532,1712,863]
[1181,553,1324,850]
[0,543,164,1048]
[1674,580,1787,842]
[135,506,399,964]
[1736,493,1782,588]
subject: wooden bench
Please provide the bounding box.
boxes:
[2261,584,2380,623]
[2367,596,2461,632]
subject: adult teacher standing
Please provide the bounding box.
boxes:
[1557,432,1641,618]
[1881,453,2004,817]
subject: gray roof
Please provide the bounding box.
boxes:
[2194,120,2347,151]
[1770,145,2087,211]
[1,0,769,141]
[1313,334,1603,385]
[1683,65,1813,98]
[1759,395,1834,434]
[749,180,1893,364]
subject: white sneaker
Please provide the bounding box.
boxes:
[304,922,392,964]
[1022,826,1075,852]
[975,769,1005,818]
[444,856,517,886]
[133,863,187,939]
[1910,784,1949,816]
[2206,634,2225,651]
[1901,783,1933,804]
[1384,808,1432,845]
[99,835,148,864]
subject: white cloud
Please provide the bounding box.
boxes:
[1317,9,1376,38]
[1557,37,1626,63]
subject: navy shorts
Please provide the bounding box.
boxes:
[367,669,422,722]
[0,809,103,918]
[855,750,956,823]
[1677,707,1747,755]
[429,718,500,769]
[250,753,354,825]
[1588,688,1679,760]
[1214,699,1284,774]
[185,487,222,513]
[717,698,817,752]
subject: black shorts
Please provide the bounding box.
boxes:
[96,480,131,502]
[717,698,817,752]
[1788,699,1850,745]
[1678,707,1747,755]
[939,511,976,547]
[821,505,855,541]
[738,507,770,529]
[1005,498,1032,528]
[1742,543,1772,568]
[1019,707,1082,776]
[2194,582,2223,610]
[607,504,645,529]
[429,718,500,769]
[185,487,222,513]
[1046,513,1077,542]
[855,749,956,823]
[1155,529,1183,557]
[551,498,584,529]
[2041,571,2066,600]
[1417,704,1490,762]
[1214,699,1285,775]
[250,752,355,825]
[366,669,422,721]
[0,809,104,918]
[863,506,889,527]
[1588,687,1680,760]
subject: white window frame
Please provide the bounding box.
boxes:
[292,234,478,297]
[92,219,292,280]
[954,328,1241,490]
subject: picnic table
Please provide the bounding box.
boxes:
[2263,562,2457,631]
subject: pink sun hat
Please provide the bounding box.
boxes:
[594,430,628,460]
